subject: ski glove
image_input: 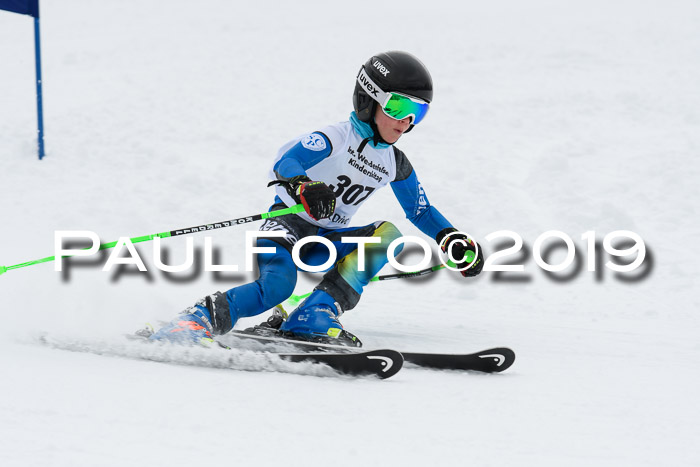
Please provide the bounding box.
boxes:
[269,175,336,221]
[436,227,484,277]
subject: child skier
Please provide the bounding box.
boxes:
[149,51,484,346]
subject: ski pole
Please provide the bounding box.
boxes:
[370,262,449,282]
[283,260,456,308]
[366,245,474,283]
[0,204,306,277]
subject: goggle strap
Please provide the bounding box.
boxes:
[356,67,390,106]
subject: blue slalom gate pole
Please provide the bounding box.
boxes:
[0,0,44,159]
[34,15,45,160]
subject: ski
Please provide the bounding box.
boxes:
[227,329,515,373]
[279,349,403,379]
[125,330,402,379]
[400,348,515,373]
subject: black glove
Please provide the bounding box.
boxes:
[269,175,336,221]
[436,227,484,277]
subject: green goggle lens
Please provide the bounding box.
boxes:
[382,93,430,125]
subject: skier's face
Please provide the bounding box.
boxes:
[374,106,412,144]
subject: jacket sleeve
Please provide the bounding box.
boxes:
[390,147,453,240]
[273,132,333,181]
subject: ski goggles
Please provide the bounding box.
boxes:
[357,67,430,125]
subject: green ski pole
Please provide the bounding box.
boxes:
[0,204,305,277]
[283,258,462,308]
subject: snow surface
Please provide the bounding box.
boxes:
[2,0,700,465]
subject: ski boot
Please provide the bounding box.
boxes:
[148,293,228,346]
[279,291,362,347]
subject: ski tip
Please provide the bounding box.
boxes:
[476,347,516,372]
[365,349,404,379]
[280,348,404,379]
[0,266,7,277]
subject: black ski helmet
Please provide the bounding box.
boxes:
[353,51,433,124]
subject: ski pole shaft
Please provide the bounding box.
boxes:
[0,204,305,277]
[283,260,454,308]
[369,263,448,282]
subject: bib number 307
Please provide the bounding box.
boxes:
[328,175,375,206]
